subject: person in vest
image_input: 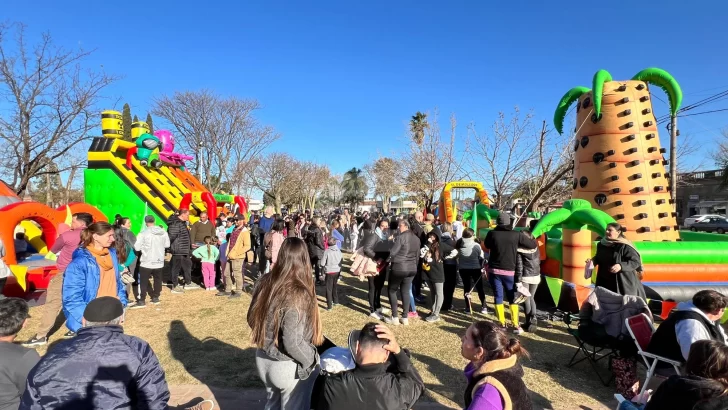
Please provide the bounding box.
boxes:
[460,321,532,410]
[647,290,728,367]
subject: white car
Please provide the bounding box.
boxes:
[683,214,724,228]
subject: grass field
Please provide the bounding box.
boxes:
[17,258,614,410]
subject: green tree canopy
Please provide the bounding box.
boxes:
[122,103,132,141]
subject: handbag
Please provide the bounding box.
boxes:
[121,271,136,285]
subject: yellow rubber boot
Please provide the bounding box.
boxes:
[510,304,520,328]
[495,304,506,327]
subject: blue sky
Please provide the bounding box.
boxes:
[6,0,728,176]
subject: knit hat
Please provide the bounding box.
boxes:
[83,297,124,322]
[497,212,511,226]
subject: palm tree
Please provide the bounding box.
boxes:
[341,168,368,210]
[531,199,616,287]
[409,111,429,145]
[553,67,682,242]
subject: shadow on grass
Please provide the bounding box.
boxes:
[168,320,261,410]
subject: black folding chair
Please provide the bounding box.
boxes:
[564,314,619,386]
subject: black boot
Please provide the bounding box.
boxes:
[525,315,538,333]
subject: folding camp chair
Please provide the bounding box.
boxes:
[564,314,619,386]
[625,313,682,395]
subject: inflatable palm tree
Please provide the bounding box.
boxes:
[553,68,682,242]
[532,199,615,286]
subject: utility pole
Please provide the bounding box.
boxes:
[669,115,678,212]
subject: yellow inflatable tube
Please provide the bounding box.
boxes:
[20,220,48,254]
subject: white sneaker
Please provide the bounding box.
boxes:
[480,307,489,315]
[400,318,409,326]
[513,326,524,335]
[383,316,400,326]
[369,311,383,320]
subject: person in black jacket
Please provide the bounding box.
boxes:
[439,222,459,312]
[515,228,542,332]
[167,210,195,292]
[484,213,537,333]
[588,222,646,299]
[644,340,728,410]
[306,217,326,284]
[360,219,391,319]
[409,213,426,302]
[313,323,424,410]
[21,297,171,409]
[422,230,445,323]
[385,220,420,326]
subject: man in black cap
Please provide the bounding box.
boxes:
[312,323,424,410]
[21,297,172,409]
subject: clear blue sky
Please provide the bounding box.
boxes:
[7,1,728,175]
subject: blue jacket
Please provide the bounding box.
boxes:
[259,216,274,234]
[20,325,169,410]
[331,229,344,249]
[62,248,128,332]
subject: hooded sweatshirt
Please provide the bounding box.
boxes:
[458,237,484,270]
[321,245,342,274]
[134,226,171,269]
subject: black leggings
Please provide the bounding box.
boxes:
[442,263,458,311]
[388,271,415,319]
[368,268,387,312]
[460,268,485,311]
[325,272,340,308]
[311,257,322,281]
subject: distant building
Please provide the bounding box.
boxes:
[247,199,264,212]
[675,169,727,221]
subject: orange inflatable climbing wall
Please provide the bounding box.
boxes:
[572,80,678,242]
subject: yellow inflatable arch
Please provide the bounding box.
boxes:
[438,181,491,223]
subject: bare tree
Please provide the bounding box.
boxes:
[296,162,330,211]
[320,175,344,211]
[0,22,119,195]
[364,156,402,213]
[466,108,539,210]
[243,152,298,213]
[152,90,279,193]
[509,120,574,220]
[401,110,462,211]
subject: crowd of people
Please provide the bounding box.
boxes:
[1,204,728,409]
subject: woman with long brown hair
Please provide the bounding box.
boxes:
[644,339,728,410]
[248,237,323,409]
[62,222,128,335]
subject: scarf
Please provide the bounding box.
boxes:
[600,236,644,276]
[87,246,114,271]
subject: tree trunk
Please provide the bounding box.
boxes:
[275,196,282,215]
[64,166,78,204]
[45,173,52,206]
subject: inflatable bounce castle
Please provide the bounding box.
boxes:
[533,67,728,302]
[86,112,248,234]
[0,180,105,297]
